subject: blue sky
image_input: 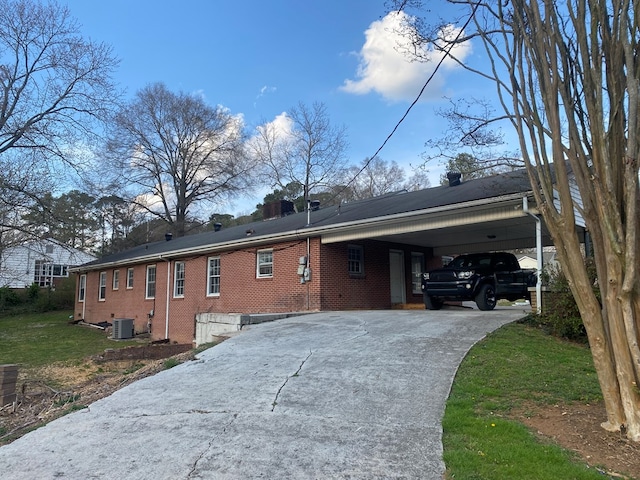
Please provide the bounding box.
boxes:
[63,0,492,215]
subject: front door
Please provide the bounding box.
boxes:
[389,250,406,304]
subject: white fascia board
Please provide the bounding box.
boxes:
[320,192,534,244]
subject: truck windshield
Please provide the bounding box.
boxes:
[449,255,491,269]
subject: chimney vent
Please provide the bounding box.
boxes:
[310,200,320,211]
[165,232,173,241]
[263,200,295,220]
[213,222,222,232]
[447,172,462,187]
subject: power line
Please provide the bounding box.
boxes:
[331,2,481,201]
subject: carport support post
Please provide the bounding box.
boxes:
[523,197,542,314]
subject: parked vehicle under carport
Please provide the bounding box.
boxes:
[421,252,537,311]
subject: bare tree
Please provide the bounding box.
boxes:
[347,157,408,199]
[0,0,119,251]
[251,102,348,210]
[107,83,254,237]
[391,0,640,440]
[0,0,119,166]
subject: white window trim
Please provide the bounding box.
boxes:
[112,269,120,290]
[78,274,86,302]
[207,256,221,297]
[256,249,273,278]
[126,267,134,289]
[411,252,425,294]
[146,265,157,300]
[348,244,364,275]
[173,261,185,298]
[98,271,107,301]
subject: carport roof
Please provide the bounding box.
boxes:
[76,168,552,271]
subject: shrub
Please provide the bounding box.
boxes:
[0,286,20,308]
[0,278,76,315]
[534,259,598,342]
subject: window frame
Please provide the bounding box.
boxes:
[78,274,86,302]
[411,252,425,294]
[207,256,221,296]
[112,269,120,290]
[126,267,134,289]
[98,271,107,301]
[146,265,157,300]
[348,245,364,276]
[173,261,185,298]
[256,249,273,278]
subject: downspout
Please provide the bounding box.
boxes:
[82,276,86,320]
[523,197,542,314]
[161,256,171,340]
[307,236,311,310]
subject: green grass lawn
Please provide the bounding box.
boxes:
[443,322,610,479]
[0,311,139,368]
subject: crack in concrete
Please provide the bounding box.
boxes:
[271,350,312,412]
[187,412,238,479]
[344,320,369,342]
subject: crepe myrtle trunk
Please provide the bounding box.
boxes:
[387,0,640,440]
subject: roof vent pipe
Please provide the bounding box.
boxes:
[447,172,462,187]
[213,222,222,232]
[165,233,173,241]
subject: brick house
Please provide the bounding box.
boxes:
[72,169,557,345]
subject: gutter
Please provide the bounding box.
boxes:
[71,192,533,273]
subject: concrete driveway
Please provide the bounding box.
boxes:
[0,307,526,479]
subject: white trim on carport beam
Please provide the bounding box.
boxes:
[320,200,532,245]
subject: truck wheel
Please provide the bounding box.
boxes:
[424,294,444,310]
[475,284,497,311]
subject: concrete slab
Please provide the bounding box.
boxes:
[0,307,527,479]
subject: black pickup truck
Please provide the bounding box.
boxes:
[421,252,536,311]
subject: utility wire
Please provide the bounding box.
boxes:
[330,2,482,202]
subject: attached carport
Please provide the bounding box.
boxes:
[315,170,586,311]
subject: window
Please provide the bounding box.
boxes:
[174,262,185,298]
[33,261,70,286]
[78,274,86,302]
[112,270,120,290]
[207,257,220,296]
[146,265,156,299]
[127,268,134,289]
[348,245,364,275]
[411,253,425,294]
[98,272,107,301]
[257,250,273,278]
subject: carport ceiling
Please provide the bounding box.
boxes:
[373,216,555,256]
[320,194,561,256]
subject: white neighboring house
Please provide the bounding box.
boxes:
[0,239,96,289]
[517,250,559,271]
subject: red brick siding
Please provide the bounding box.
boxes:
[74,238,433,344]
[75,240,323,344]
[318,240,433,309]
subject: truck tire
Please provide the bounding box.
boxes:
[424,294,444,310]
[475,284,497,311]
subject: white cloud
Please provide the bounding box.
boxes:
[254,85,277,107]
[341,11,471,102]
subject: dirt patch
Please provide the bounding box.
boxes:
[0,349,198,446]
[510,402,640,479]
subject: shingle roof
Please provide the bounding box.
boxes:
[80,168,533,269]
